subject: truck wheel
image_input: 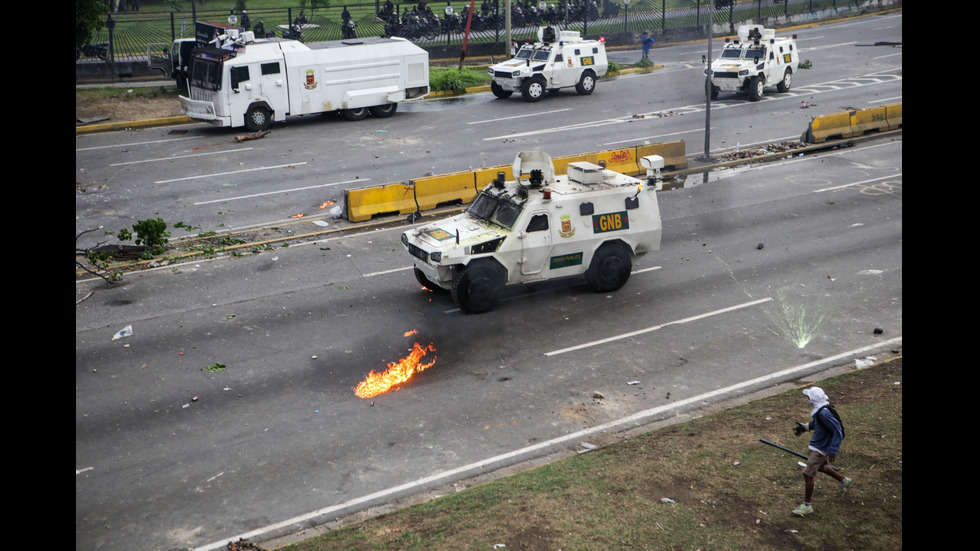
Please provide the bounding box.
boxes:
[748,76,764,101]
[491,81,513,99]
[244,105,271,132]
[777,69,792,93]
[370,103,398,118]
[586,244,632,292]
[521,77,546,102]
[452,263,503,314]
[575,70,596,95]
[342,108,368,121]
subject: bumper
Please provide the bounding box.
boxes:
[711,76,747,92]
[411,258,454,290]
[178,95,230,126]
[491,76,525,92]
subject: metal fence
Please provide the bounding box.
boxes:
[76,0,893,64]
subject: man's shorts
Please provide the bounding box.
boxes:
[803,449,830,477]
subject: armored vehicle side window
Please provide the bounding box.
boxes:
[230,66,250,90]
[554,54,563,63]
[526,214,549,232]
[261,62,281,75]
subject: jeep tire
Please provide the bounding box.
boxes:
[521,76,546,102]
[748,75,764,101]
[586,243,632,292]
[491,81,513,99]
[777,69,792,93]
[575,70,596,95]
[452,262,504,313]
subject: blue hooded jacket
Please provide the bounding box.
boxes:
[808,406,844,456]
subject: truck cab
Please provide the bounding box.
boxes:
[402,151,664,313]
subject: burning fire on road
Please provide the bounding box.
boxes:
[354,330,437,398]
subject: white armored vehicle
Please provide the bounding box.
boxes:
[401,152,664,313]
[705,25,799,101]
[179,29,429,131]
[488,26,608,102]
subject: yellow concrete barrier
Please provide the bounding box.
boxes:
[805,103,902,143]
[885,102,902,130]
[808,111,854,143]
[411,171,479,211]
[346,141,688,221]
[345,182,418,222]
[850,105,889,136]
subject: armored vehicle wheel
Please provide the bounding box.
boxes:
[706,77,719,100]
[575,70,596,95]
[452,262,503,314]
[586,243,632,292]
[342,107,368,121]
[777,69,792,93]
[370,103,398,118]
[521,76,546,102]
[415,266,442,292]
[748,75,764,101]
[491,81,513,99]
[244,105,271,132]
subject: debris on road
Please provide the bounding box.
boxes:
[235,130,270,142]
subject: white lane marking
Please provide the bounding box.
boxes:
[192,177,366,205]
[467,108,573,125]
[109,147,253,166]
[814,173,901,193]
[75,135,202,152]
[195,336,901,551]
[155,162,308,184]
[545,297,772,356]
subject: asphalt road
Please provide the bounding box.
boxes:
[76,13,902,551]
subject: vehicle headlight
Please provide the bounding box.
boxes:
[430,251,442,263]
[738,69,748,76]
[401,233,409,246]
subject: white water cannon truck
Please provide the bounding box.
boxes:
[401,151,664,314]
[488,26,608,102]
[178,29,430,131]
[705,25,799,101]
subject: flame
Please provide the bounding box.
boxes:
[291,212,305,218]
[404,329,419,337]
[318,201,335,209]
[354,338,437,399]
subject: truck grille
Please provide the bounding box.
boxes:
[494,71,515,78]
[408,243,429,263]
[714,72,739,78]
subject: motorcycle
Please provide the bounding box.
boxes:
[76,42,108,60]
[342,20,357,39]
[282,22,304,42]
